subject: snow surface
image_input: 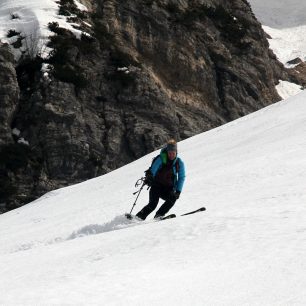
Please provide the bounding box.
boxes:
[276,80,303,99]
[1,90,306,305]
[249,0,305,99]
[249,0,306,65]
[1,1,306,303]
[0,0,86,59]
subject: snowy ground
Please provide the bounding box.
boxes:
[276,80,303,100]
[1,89,306,305]
[0,0,87,59]
[249,0,306,65]
[1,2,306,304]
[249,0,305,99]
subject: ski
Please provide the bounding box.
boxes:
[181,207,206,216]
[125,213,176,221]
[161,207,206,220]
[125,207,206,222]
[160,214,176,220]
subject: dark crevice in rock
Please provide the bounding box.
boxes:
[214,65,232,121]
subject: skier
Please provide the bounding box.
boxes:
[136,139,186,220]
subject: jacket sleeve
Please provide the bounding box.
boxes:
[150,156,162,177]
[176,159,186,192]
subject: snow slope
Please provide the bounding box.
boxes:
[249,0,306,64]
[276,80,303,100]
[1,90,306,305]
[0,0,87,58]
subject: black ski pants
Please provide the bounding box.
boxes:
[136,183,176,220]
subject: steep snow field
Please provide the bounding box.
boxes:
[0,0,87,58]
[1,1,306,304]
[249,0,306,64]
[1,90,306,305]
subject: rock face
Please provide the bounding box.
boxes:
[0,44,19,145]
[0,43,20,212]
[0,0,290,212]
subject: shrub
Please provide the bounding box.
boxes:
[53,64,88,88]
[10,13,19,20]
[79,33,96,53]
[58,0,87,18]
[12,36,23,48]
[16,56,43,91]
[48,22,68,36]
[47,34,74,64]
[7,29,20,38]
[47,23,94,88]
[22,34,47,60]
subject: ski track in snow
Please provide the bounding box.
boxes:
[7,216,133,253]
[67,215,147,240]
[10,215,164,253]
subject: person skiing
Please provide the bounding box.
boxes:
[136,139,186,220]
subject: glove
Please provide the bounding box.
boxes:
[144,170,154,187]
[169,190,180,202]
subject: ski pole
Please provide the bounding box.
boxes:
[129,178,146,214]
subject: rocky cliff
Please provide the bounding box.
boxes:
[0,0,291,212]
